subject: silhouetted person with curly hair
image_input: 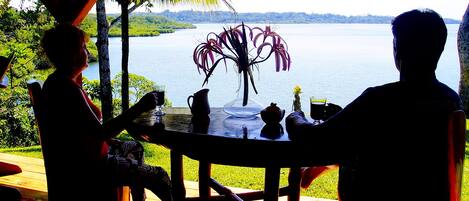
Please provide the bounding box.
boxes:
[41,23,172,201]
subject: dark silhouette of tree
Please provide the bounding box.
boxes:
[458,4,469,114]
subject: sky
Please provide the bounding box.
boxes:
[9,0,469,20]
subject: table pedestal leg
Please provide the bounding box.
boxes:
[199,160,211,199]
[265,167,280,201]
[171,151,186,201]
[288,167,301,201]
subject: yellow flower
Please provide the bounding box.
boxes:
[293,85,302,95]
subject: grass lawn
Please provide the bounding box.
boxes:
[1,140,468,200]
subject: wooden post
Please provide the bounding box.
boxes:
[170,151,186,201]
[198,160,211,199]
[287,167,302,201]
[264,167,280,201]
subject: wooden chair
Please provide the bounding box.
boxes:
[27,80,130,201]
[447,110,466,201]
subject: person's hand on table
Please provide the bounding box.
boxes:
[134,91,159,114]
[125,91,168,145]
[286,111,308,140]
[286,111,306,124]
[324,103,343,120]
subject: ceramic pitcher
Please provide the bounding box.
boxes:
[187,88,210,116]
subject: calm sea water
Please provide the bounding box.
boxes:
[83,24,460,111]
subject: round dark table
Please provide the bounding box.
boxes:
[128,108,330,201]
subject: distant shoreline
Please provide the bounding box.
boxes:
[124,10,461,24]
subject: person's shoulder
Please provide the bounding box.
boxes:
[348,82,402,107]
[42,73,81,98]
[374,82,401,90]
[360,82,400,96]
[435,81,458,94]
[435,81,463,110]
[430,81,460,100]
[43,73,77,90]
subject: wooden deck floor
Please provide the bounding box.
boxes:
[0,153,334,201]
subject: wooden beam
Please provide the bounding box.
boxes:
[40,0,96,25]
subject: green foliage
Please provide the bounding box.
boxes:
[82,73,172,117]
[111,72,172,107]
[80,13,193,63]
[82,77,101,100]
[158,10,461,24]
[112,72,156,103]
[112,98,123,117]
[86,40,98,63]
[0,145,43,158]
[0,3,54,148]
[0,88,39,148]
[80,14,195,38]
[77,18,98,63]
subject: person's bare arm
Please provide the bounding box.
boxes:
[66,85,159,140]
[285,88,375,161]
[101,92,159,138]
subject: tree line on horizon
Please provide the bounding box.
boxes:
[132,10,461,24]
[81,14,195,38]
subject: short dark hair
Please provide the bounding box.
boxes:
[392,9,447,70]
[41,23,87,70]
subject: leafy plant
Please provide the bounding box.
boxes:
[112,72,162,103]
[193,23,291,106]
[0,89,39,148]
[83,73,172,117]
[0,3,54,148]
[80,14,195,38]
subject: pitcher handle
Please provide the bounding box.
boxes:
[187,95,194,110]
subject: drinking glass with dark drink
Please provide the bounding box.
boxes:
[154,85,165,116]
[310,96,327,125]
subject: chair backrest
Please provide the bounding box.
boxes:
[26,80,48,162]
[27,80,129,201]
[27,81,42,119]
[447,110,466,201]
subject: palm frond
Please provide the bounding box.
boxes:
[110,0,235,12]
[145,0,235,12]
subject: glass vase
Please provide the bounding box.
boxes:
[223,95,263,118]
[224,68,263,118]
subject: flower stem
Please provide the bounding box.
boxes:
[242,69,249,106]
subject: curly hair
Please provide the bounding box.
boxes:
[41,23,88,70]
